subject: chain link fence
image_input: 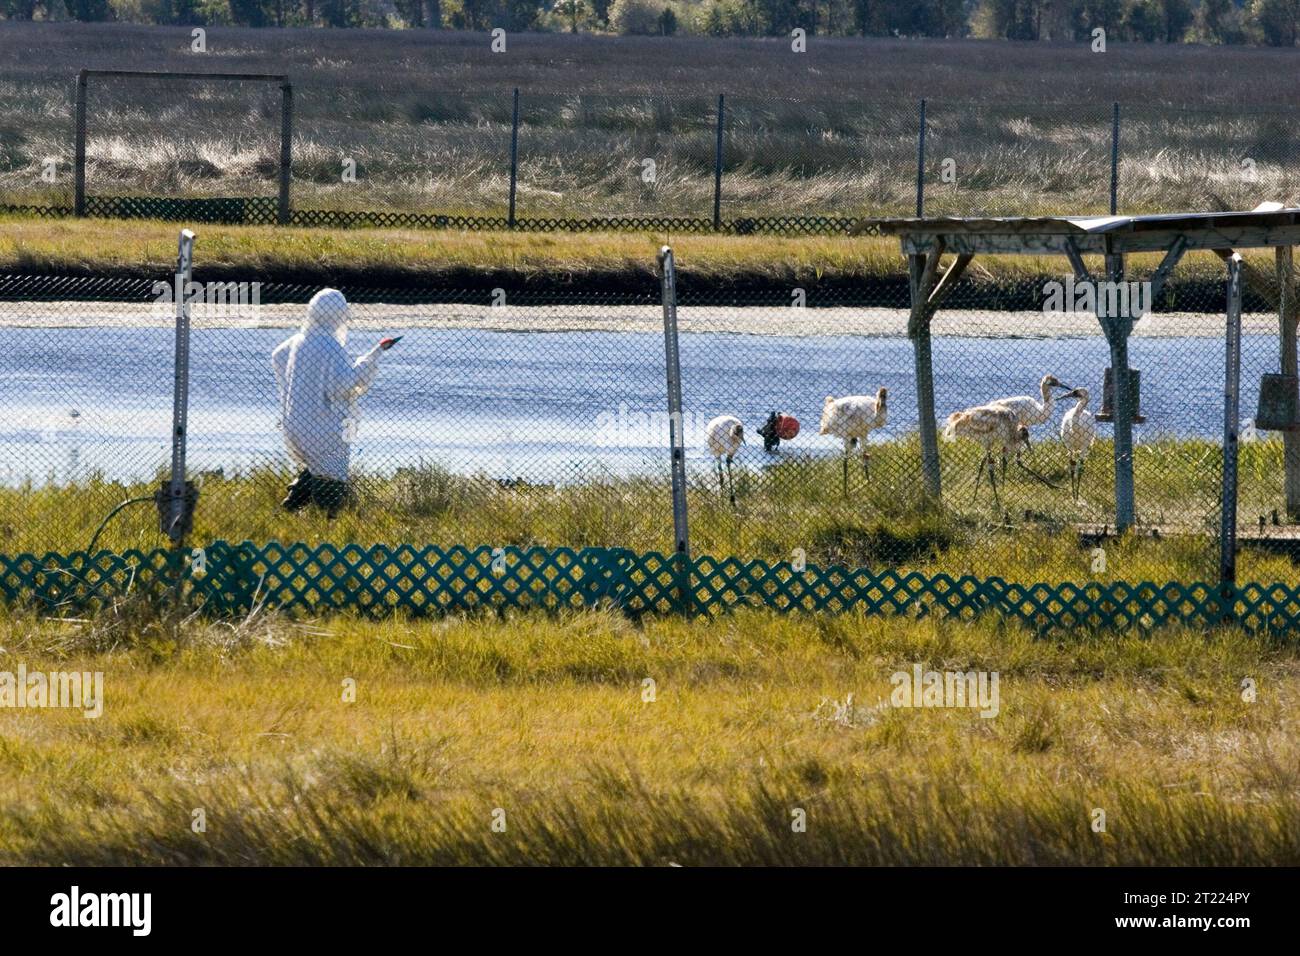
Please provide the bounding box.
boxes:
[10,75,1300,230]
[922,101,1116,217]
[0,73,73,213]
[666,260,1251,580]
[4,240,1298,604]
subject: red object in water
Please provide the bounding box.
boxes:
[776,414,800,441]
[379,336,403,350]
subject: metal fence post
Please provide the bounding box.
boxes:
[658,246,691,614]
[166,230,196,559]
[508,87,520,229]
[74,70,87,217]
[915,98,926,217]
[1110,101,1120,215]
[278,82,293,225]
[1103,253,1137,532]
[712,93,725,230]
[1220,254,1244,616]
[1276,246,1300,519]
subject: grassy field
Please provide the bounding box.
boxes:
[0,212,1276,287]
[1,602,1297,865]
[0,213,902,284]
[4,432,1295,586]
[4,25,1300,219]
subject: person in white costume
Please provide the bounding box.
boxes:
[271,288,398,514]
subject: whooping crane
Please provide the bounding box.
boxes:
[943,403,1031,508]
[819,388,887,496]
[705,415,745,507]
[1059,387,1096,500]
[989,374,1071,472]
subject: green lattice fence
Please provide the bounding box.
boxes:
[3,540,1299,635]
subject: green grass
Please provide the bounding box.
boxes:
[4,431,1298,865]
[0,603,1297,865]
[3,433,1296,585]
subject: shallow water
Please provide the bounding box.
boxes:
[0,323,1272,486]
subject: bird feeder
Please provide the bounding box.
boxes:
[1096,367,1145,423]
[1254,373,1300,431]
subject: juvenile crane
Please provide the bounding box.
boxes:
[819,387,887,496]
[943,403,1031,508]
[705,415,745,507]
[989,374,1070,472]
[1059,386,1096,500]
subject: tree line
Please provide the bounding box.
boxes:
[4,0,1300,48]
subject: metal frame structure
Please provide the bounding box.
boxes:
[73,69,294,224]
[873,207,1300,537]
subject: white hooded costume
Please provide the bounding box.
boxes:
[272,289,382,482]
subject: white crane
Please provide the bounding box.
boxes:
[1059,387,1096,500]
[943,403,1031,508]
[705,415,745,507]
[819,388,887,496]
[989,374,1070,473]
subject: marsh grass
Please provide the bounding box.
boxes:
[2,432,1295,585]
[0,605,1297,865]
[5,27,1300,219]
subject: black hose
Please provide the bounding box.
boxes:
[86,496,155,555]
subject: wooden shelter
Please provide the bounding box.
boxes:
[869,207,1300,532]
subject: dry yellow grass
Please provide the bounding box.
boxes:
[0,214,1258,285]
[0,605,1297,865]
[0,215,895,281]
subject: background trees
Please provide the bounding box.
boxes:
[3,0,1290,47]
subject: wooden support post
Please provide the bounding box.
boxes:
[1067,243,1155,534]
[913,332,941,499]
[909,242,946,500]
[1278,246,1300,519]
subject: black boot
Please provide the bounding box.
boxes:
[310,475,350,518]
[281,470,314,512]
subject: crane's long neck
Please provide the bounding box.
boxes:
[1040,382,1054,411]
[1074,394,1088,413]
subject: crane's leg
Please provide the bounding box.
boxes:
[861,449,871,481]
[715,458,726,501]
[842,452,849,498]
[972,450,988,503]
[989,455,1001,509]
[725,456,737,508]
